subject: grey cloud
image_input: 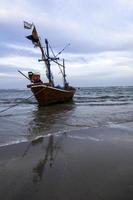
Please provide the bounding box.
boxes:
[1,17,133,58]
[0,43,40,58]
[0,64,33,73]
[1,0,133,87]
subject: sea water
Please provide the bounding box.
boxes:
[0,86,133,146]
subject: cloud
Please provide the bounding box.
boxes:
[1,0,133,87]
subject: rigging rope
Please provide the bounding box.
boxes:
[0,87,46,115]
[0,93,35,114]
[48,43,64,76]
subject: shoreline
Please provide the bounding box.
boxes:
[1,121,133,148]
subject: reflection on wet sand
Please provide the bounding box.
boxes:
[23,104,73,184]
[32,133,65,184]
[22,132,66,184]
[22,136,44,157]
[1,127,133,200]
[27,103,75,139]
[33,135,54,182]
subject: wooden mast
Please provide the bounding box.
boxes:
[45,39,54,86]
[25,22,68,88]
[30,25,54,86]
[63,59,67,88]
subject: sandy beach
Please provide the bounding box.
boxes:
[1,126,133,200]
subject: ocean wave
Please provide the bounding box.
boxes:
[0,87,133,106]
[0,99,37,105]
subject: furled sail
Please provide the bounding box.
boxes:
[26,27,39,46]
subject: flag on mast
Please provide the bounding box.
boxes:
[24,21,33,29]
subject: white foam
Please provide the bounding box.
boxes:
[0,139,28,147]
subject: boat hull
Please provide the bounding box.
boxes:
[30,84,75,106]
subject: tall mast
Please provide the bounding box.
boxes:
[63,59,67,88]
[25,22,69,88]
[45,39,53,86]
[25,23,54,85]
[37,32,54,86]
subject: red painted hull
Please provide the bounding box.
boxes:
[29,84,75,106]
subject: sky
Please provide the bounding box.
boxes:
[1,0,133,88]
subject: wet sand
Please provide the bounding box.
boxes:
[1,127,133,200]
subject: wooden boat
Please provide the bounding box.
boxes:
[23,21,75,106]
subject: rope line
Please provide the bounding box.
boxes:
[0,86,46,115]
